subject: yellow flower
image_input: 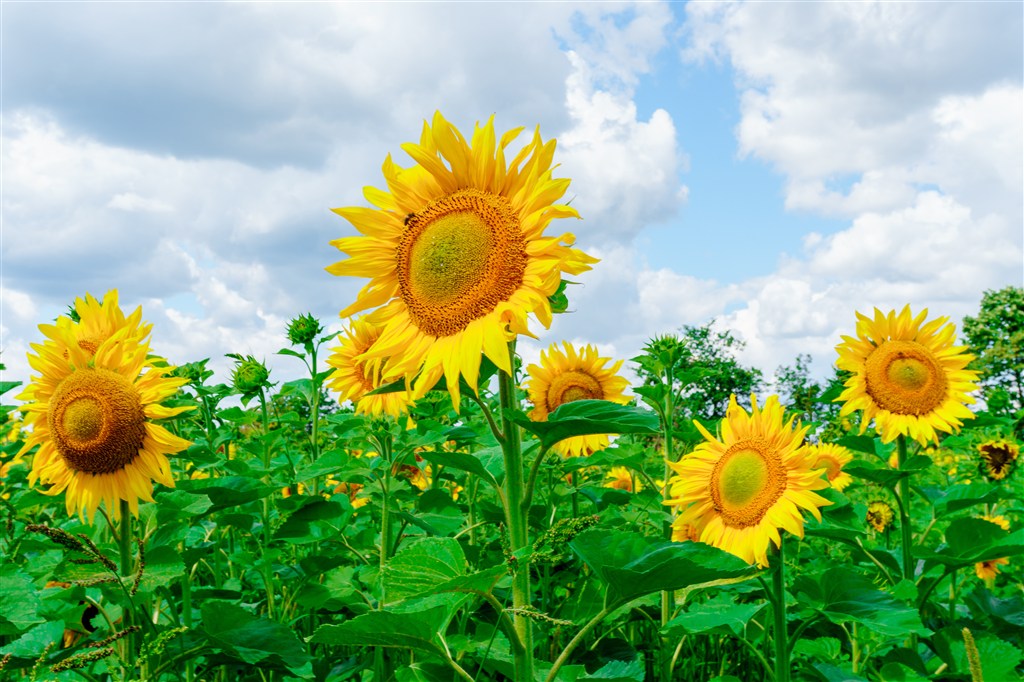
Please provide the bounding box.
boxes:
[866,500,895,532]
[333,481,370,509]
[665,394,831,568]
[604,466,641,493]
[326,112,597,407]
[17,290,192,522]
[977,439,1019,481]
[975,557,1009,581]
[671,518,701,543]
[982,514,1010,531]
[835,306,979,445]
[526,341,630,457]
[806,443,854,491]
[326,315,413,418]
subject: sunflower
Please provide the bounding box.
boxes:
[806,443,854,491]
[18,291,192,522]
[866,500,895,532]
[835,306,979,445]
[670,518,700,543]
[525,341,630,457]
[977,439,1019,481]
[604,466,641,493]
[326,315,413,418]
[975,557,1009,581]
[327,112,598,407]
[665,394,831,568]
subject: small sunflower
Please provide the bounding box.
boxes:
[665,394,831,568]
[17,291,192,522]
[327,112,598,407]
[326,315,413,418]
[982,514,1010,531]
[866,500,895,532]
[806,443,854,491]
[975,557,1009,581]
[525,341,631,457]
[835,306,979,445]
[671,518,700,543]
[604,466,641,493]
[977,439,1019,481]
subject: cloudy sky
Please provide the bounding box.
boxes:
[2,1,1022,396]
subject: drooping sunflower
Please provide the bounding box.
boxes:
[526,341,630,457]
[866,500,896,532]
[835,306,979,445]
[325,315,413,418]
[327,112,598,407]
[977,439,1019,481]
[18,291,192,522]
[665,394,831,568]
[806,443,854,491]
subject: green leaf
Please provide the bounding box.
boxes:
[0,621,64,658]
[845,455,931,486]
[154,489,213,522]
[662,597,766,637]
[383,537,466,603]
[508,401,659,451]
[308,605,448,652]
[569,529,756,606]
[0,565,43,633]
[579,657,645,681]
[792,637,843,661]
[137,545,185,592]
[274,499,351,544]
[948,631,1023,681]
[417,449,499,488]
[919,520,1024,568]
[201,602,310,673]
[837,435,877,455]
[793,566,930,638]
[0,380,22,396]
[179,476,275,512]
[930,482,1011,516]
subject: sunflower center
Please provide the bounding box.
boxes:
[863,340,948,415]
[48,368,146,475]
[397,189,527,338]
[710,439,787,527]
[548,370,603,410]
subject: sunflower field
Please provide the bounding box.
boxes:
[2,113,1022,682]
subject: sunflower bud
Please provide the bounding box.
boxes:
[287,313,323,346]
[643,334,686,373]
[230,355,271,396]
[865,500,895,532]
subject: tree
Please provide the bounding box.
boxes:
[962,286,1024,412]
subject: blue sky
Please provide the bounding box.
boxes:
[2,1,1022,393]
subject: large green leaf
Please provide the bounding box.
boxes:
[569,529,756,606]
[201,602,311,674]
[793,567,930,638]
[275,499,351,544]
[308,605,449,652]
[154,489,213,523]
[0,621,63,659]
[662,596,766,637]
[0,565,43,634]
[928,482,1008,516]
[579,657,645,681]
[844,455,931,487]
[918,520,1024,568]
[417,449,500,488]
[383,537,467,603]
[508,401,659,451]
[179,476,274,512]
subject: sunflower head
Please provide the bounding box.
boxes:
[326,315,413,418]
[835,306,979,445]
[327,112,598,408]
[665,394,831,568]
[18,289,192,522]
[975,557,1009,581]
[525,341,630,457]
[806,443,854,491]
[866,500,896,532]
[977,439,1019,481]
[604,466,641,493]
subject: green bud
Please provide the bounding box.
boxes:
[287,313,323,346]
[231,355,270,395]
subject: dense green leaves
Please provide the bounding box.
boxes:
[794,567,930,638]
[202,602,311,675]
[509,400,659,451]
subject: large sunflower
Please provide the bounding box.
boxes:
[325,315,413,418]
[835,306,979,445]
[327,112,598,406]
[665,394,830,568]
[17,291,192,522]
[525,341,630,457]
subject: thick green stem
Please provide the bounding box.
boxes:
[258,388,276,620]
[118,500,136,678]
[498,342,534,681]
[375,433,394,682]
[182,562,195,682]
[309,346,322,492]
[895,436,915,583]
[660,363,676,680]
[772,541,790,682]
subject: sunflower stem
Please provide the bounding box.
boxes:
[118,500,136,678]
[660,359,676,681]
[257,387,276,620]
[895,436,916,583]
[498,341,534,681]
[771,540,790,682]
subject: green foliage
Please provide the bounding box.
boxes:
[963,286,1024,410]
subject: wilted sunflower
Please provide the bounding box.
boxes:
[977,439,1019,481]
[806,443,854,491]
[326,315,413,418]
[18,291,192,522]
[526,341,630,457]
[835,306,979,445]
[665,395,831,568]
[327,112,598,406]
[866,500,895,532]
